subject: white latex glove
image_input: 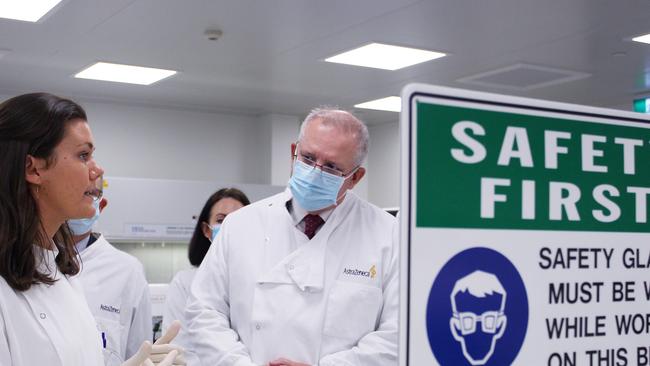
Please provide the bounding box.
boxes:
[150,320,186,366]
[121,341,178,366]
[121,321,186,366]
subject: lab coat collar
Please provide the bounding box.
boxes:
[77,234,108,262]
[257,189,358,292]
[74,235,92,254]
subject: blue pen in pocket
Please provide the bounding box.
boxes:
[101,332,107,349]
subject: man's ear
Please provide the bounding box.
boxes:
[290,143,297,158]
[289,143,298,177]
[25,155,43,185]
[349,167,366,186]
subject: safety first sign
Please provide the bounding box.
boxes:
[399,84,650,366]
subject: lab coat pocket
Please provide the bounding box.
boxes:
[322,281,382,344]
[96,317,125,366]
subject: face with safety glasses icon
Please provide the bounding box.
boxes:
[450,270,507,366]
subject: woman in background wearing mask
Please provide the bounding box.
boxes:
[0,93,180,366]
[162,187,250,365]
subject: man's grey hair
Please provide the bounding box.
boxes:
[297,107,370,166]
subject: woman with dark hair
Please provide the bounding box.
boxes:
[0,93,179,366]
[189,188,251,266]
[162,187,250,364]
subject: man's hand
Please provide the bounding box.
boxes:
[268,358,310,366]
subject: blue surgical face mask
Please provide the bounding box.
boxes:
[210,224,221,242]
[68,199,100,236]
[289,159,355,212]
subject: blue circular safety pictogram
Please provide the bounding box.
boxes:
[426,247,528,366]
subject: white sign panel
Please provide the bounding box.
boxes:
[400,84,650,366]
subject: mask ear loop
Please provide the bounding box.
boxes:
[333,166,361,205]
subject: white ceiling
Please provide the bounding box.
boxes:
[1,0,650,124]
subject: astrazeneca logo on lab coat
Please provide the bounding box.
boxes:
[343,264,377,279]
[100,304,121,314]
[426,247,528,365]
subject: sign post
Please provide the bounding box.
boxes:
[400,84,650,366]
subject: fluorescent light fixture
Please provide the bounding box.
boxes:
[75,62,177,85]
[632,33,650,45]
[325,43,445,71]
[355,96,401,112]
[0,0,63,22]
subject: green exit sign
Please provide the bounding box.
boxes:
[634,98,650,113]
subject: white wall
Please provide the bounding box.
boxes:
[84,101,267,184]
[367,121,400,208]
[259,113,300,186]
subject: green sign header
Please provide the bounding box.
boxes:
[416,101,650,232]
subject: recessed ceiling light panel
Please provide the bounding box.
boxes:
[457,63,590,91]
[0,0,63,22]
[74,62,177,85]
[632,33,650,45]
[325,43,445,71]
[355,96,401,112]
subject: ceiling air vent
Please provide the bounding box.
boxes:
[457,63,590,91]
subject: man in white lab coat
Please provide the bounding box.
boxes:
[70,196,153,365]
[186,108,398,366]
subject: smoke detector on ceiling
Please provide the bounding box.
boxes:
[204,28,223,41]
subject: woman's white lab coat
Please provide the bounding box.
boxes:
[0,246,104,365]
[162,267,196,333]
[186,190,399,366]
[162,267,200,365]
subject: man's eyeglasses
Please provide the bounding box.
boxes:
[294,153,358,178]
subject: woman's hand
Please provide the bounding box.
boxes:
[122,320,186,366]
